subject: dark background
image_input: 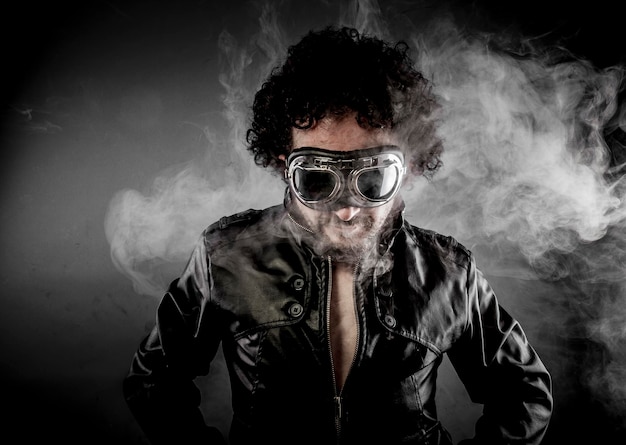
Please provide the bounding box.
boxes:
[1,1,625,443]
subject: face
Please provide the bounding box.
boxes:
[283,116,403,262]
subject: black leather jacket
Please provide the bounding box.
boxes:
[124,202,553,445]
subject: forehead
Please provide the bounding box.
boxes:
[291,116,397,152]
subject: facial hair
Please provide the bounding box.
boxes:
[306,205,398,264]
[286,189,401,264]
[317,216,375,262]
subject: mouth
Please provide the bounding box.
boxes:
[334,215,374,229]
[325,219,375,239]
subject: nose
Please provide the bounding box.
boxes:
[334,206,361,221]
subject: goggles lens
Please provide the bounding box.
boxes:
[292,169,338,202]
[286,146,405,209]
[356,167,400,201]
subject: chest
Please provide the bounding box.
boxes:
[329,264,359,391]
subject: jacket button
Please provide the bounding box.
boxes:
[287,302,304,318]
[384,314,396,328]
[292,277,305,291]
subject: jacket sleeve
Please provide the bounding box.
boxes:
[123,237,226,445]
[447,256,553,445]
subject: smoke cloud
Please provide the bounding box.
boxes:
[401,15,626,428]
[104,0,626,435]
[408,21,625,262]
[104,3,287,297]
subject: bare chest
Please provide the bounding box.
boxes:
[329,264,358,392]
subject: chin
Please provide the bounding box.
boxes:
[323,232,376,260]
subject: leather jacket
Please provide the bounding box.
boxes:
[123,201,553,445]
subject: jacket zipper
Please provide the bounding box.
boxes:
[327,256,361,443]
[326,256,341,438]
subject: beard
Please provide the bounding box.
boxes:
[285,189,402,264]
[305,210,391,264]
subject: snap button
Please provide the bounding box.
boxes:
[287,302,304,318]
[383,314,396,328]
[292,277,305,291]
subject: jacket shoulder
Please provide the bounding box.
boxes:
[404,223,473,270]
[202,205,283,247]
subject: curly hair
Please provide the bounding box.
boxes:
[246,26,443,179]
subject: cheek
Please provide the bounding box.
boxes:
[294,198,329,224]
[365,203,394,223]
[299,205,318,222]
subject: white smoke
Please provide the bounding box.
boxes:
[400,11,626,427]
[405,19,626,273]
[104,3,287,297]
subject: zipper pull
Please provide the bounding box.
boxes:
[334,395,343,420]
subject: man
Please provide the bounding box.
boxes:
[123,26,553,445]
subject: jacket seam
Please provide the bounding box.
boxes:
[233,319,303,341]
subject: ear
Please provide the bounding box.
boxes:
[278,154,286,161]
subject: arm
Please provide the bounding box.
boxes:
[123,238,226,445]
[448,258,553,445]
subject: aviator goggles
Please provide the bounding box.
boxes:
[285,146,406,209]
